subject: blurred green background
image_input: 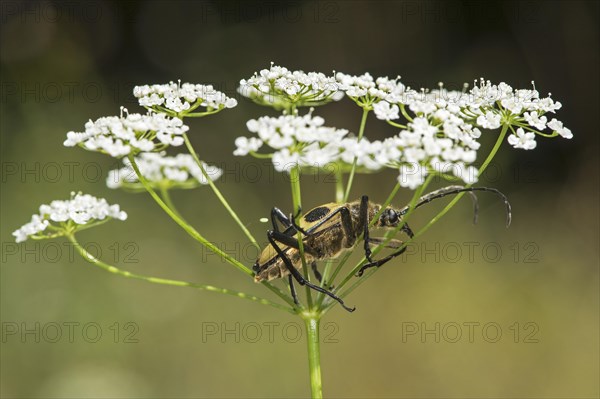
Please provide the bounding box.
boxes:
[1,1,598,398]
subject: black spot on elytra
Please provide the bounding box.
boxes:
[304,206,330,222]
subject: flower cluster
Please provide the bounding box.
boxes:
[134,81,237,115]
[64,110,189,158]
[234,106,481,186]
[238,64,343,110]
[372,80,572,151]
[370,89,483,187]
[335,72,406,106]
[234,111,382,173]
[348,79,572,187]
[237,69,573,189]
[107,152,222,190]
[13,193,127,243]
[469,79,571,143]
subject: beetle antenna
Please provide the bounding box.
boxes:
[399,185,511,227]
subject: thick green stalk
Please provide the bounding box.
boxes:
[66,235,294,314]
[127,154,295,308]
[183,133,260,250]
[303,314,323,399]
[343,108,369,202]
[315,167,345,304]
[290,165,312,308]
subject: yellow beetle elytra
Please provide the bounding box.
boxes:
[253,186,511,312]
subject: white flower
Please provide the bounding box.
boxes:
[13,193,127,243]
[508,128,537,150]
[408,100,437,115]
[272,149,300,173]
[64,111,189,158]
[500,97,524,114]
[336,72,404,103]
[300,143,340,167]
[523,112,547,130]
[233,137,263,156]
[451,164,479,184]
[12,215,49,243]
[373,101,400,120]
[547,118,573,139]
[535,97,562,113]
[238,64,342,108]
[107,152,222,189]
[476,111,502,129]
[235,110,388,172]
[134,81,237,114]
[398,163,426,189]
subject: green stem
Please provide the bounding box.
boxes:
[322,126,510,313]
[369,182,402,228]
[66,235,294,314]
[128,154,251,275]
[72,218,111,233]
[290,165,312,308]
[183,134,260,250]
[335,166,344,204]
[303,314,323,399]
[387,120,408,129]
[343,108,369,202]
[412,124,508,238]
[159,186,185,221]
[316,167,345,306]
[127,154,295,308]
[399,104,413,122]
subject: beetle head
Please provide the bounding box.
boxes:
[379,207,400,227]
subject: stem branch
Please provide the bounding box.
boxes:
[183,134,260,250]
[66,235,294,313]
[343,108,369,202]
[127,154,295,308]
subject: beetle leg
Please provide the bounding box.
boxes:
[311,261,323,283]
[290,208,310,236]
[401,222,415,238]
[357,195,375,262]
[269,230,319,257]
[271,231,331,289]
[356,245,408,277]
[271,207,294,233]
[288,275,299,306]
[270,207,309,237]
[367,237,404,249]
[267,232,355,312]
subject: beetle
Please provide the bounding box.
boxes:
[253,185,511,312]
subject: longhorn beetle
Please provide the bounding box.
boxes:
[253,186,511,312]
